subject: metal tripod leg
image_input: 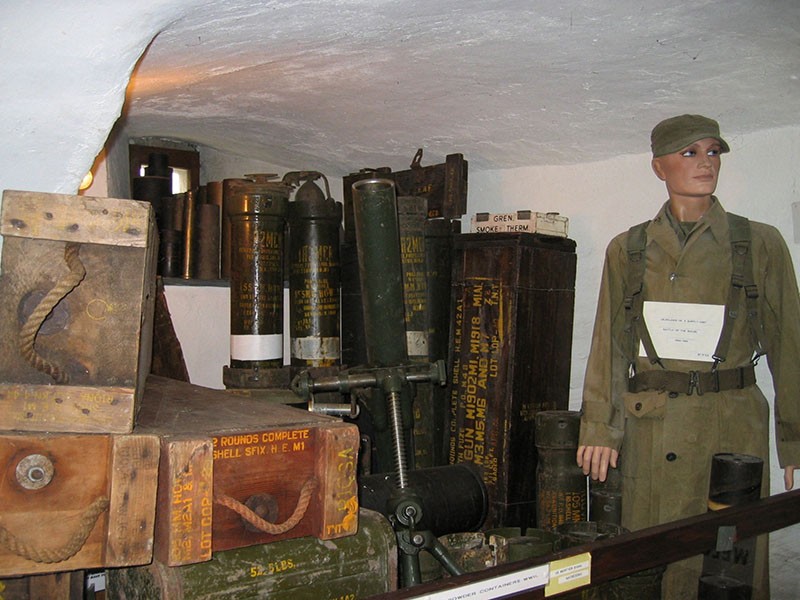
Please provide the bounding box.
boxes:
[385,385,465,587]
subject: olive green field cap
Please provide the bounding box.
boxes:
[650,114,730,157]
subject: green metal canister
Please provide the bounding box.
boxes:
[351,178,407,367]
[535,410,587,531]
[589,456,622,525]
[286,173,342,369]
[226,174,290,375]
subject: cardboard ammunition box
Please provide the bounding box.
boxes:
[0,431,160,577]
[136,376,360,566]
[106,508,397,599]
[470,210,570,238]
[0,190,157,434]
[447,233,576,530]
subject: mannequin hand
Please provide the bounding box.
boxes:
[784,465,798,491]
[576,445,619,482]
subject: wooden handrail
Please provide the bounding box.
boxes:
[375,488,800,599]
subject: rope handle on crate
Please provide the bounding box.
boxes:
[214,477,318,535]
[0,496,109,563]
[18,242,86,384]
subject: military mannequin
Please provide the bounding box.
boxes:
[576,114,800,599]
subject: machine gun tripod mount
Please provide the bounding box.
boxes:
[291,177,474,586]
[291,359,465,585]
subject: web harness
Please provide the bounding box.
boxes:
[623,213,767,396]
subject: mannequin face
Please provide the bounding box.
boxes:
[651,137,722,202]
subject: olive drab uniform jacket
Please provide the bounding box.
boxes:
[579,198,800,599]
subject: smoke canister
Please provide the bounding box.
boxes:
[535,410,587,531]
[287,175,342,368]
[226,174,290,375]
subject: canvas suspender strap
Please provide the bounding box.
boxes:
[714,214,767,366]
[624,212,766,393]
[623,220,663,372]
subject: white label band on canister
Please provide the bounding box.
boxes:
[291,336,341,360]
[230,334,283,361]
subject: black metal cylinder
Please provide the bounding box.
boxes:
[132,176,171,230]
[699,453,763,600]
[287,182,342,368]
[535,410,587,531]
[351,178,407,367]
[157,229,183,278]
[708,453,763,508]
[359,463,488,536]
[227,175,290,371]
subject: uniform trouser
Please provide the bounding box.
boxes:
[619,387,770,599]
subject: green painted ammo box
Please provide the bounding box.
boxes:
[105,508,398,599]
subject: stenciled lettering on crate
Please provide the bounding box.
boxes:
[136,376,360,566]
[447,232,577,530]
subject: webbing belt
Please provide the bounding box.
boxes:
[627,365,756,396]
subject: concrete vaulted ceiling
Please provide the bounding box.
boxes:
[120,0,800,174]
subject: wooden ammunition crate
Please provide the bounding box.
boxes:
[0,431,160,577]
[447,233,576,530]
[0,190,157,434]
[136,376,360,566]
